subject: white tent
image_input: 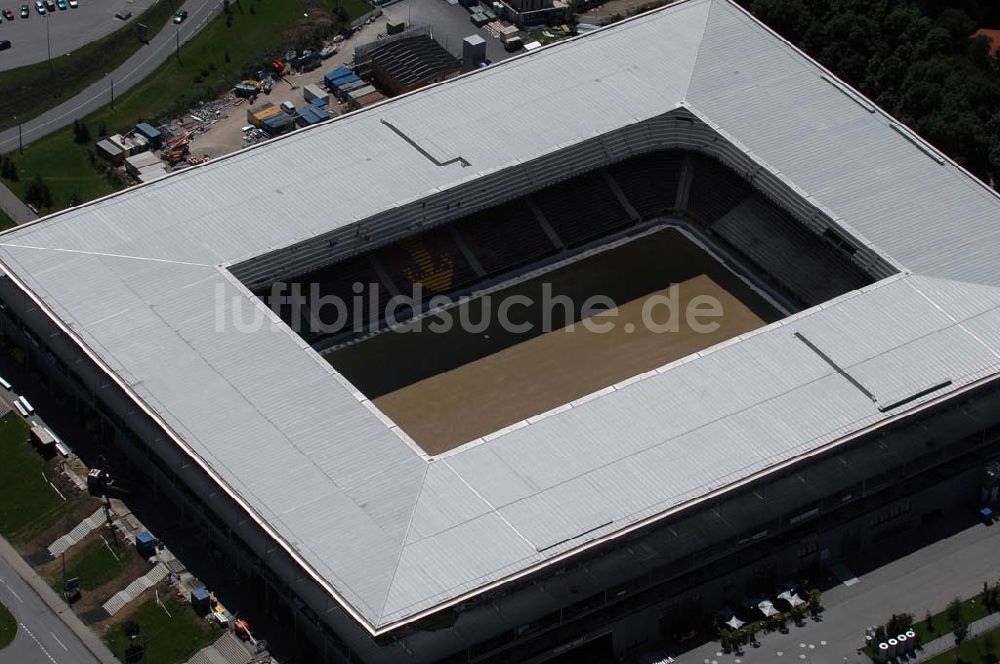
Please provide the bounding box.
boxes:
[778,590,805,608]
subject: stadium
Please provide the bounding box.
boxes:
[1,0,1000,662]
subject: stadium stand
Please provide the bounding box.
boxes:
[607,151,685,218]
[452,200,557,276]
[373,227,480,297]
[286,148,871,345]
[710,195,871,305]
[531,172,633,247]
[686,153,753,223]
[278,255,388,340]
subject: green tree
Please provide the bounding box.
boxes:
[947,597,963,627]
[953,618,968,662]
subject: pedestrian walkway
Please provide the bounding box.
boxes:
[101,561,168,615]
[47,507,106,558]
[186,630,265,664]
[911,612,1000,662]
[672,522,1000,664]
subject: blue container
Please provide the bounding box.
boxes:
[262,112,295,135]
[135,530,157,558]
[324,67,354,88]
[134,122,162,148]
[331,74,361,89]
[190,587,211,615]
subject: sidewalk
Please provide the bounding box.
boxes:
[913,612,1000,662]
[0,180,37,226]
[0,534,119,663]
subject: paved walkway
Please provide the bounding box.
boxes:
[675,521,1000,664]
[101,562,168,616]
[187,630,258,664]
[47,507,107,558]
[0,182,37,225]
[911,611,1000,662]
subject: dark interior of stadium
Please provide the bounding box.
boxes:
[249,149,879,452]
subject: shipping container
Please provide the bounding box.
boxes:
[354,91,387,108]
[337,79,367,100]
[247,103,280,127]
[295,106,332,127]
[261,112,295,136]
[324,66,355,88]
[332,75,363,94]
[303,83,329,105]
[348,85,378,102]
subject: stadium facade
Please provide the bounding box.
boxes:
[1,0,1000,662]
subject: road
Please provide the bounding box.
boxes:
[0,0,158,72]
[0,539,113,664]
[0,0,221,155]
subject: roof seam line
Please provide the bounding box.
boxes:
[376,462,430,622]
[0,242,214,267]
[443,460,537,550]
[905,280,1000,363]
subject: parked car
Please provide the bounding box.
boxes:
[113,9,130,19]
[34,0,44,14]
[68,0,76,6]
[0,40,10,50]
[56,0,66,9]
[19,3,28,16]
[43,0,54,11]
[1,8,13,19]
[172,8,186,22]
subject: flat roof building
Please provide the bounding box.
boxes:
[1,1,1000,662]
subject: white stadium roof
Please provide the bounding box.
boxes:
[3,0,1000,633]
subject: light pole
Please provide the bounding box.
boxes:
[45,11,52,72]
[13,115,22,153]
[106,73,115,108]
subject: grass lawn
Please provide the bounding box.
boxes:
[914,597,994,645]
[1,132,116,212]
[0,600,15,650]
[0,0,179,132]
[924,623,1000,664]
[328,0,372,19]
[58,536,133,591]
[105,596,216,664]
[0,413,73,543]
[0,0,361,213]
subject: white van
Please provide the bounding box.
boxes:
[17,396,34,415]
[13,398,28,417]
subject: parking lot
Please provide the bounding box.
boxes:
[0,0,157,70]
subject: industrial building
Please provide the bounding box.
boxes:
[355,30,462,95]
[1,1,1000,663]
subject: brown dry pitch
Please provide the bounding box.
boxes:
[375,274,764,455]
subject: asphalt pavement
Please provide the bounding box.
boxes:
[0,538,115,664]
[674,519,1000,664]
[0,0,222,155]
[0,0,158,72]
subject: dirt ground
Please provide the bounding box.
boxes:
[375,273,765,455]
[187,15,397,159]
